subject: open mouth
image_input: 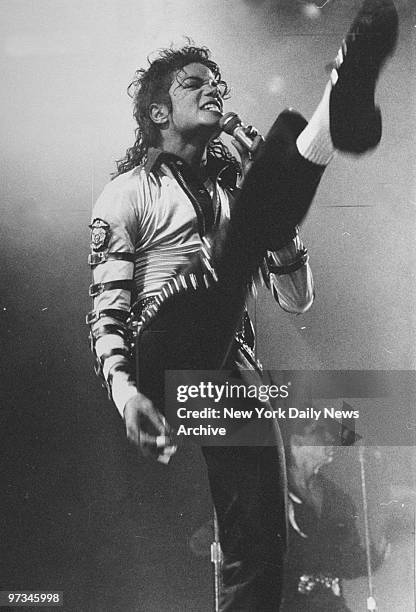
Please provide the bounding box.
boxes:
[201,100,223,113]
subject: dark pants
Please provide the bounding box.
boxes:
[281,592,351,611]
[137,110,325,610]
[202,441,287,611]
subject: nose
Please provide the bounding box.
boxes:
[204,79,221,97]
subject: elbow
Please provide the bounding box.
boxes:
[294,290,315,314]
[273,286,315,314]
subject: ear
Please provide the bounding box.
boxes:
[149,102,170,126]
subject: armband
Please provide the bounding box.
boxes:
[86,308,130,325]
[88,251,135,267]
[107,361,134,391]
[90,323,128,343]
[266,248,308,276]
[89,279,134,297]
[98,347,131,365]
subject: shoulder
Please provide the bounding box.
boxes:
[93,166,148,220]
[98,166,146,203]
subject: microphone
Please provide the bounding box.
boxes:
[219,112,260,153]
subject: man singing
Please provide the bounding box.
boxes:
[87,1,398,609]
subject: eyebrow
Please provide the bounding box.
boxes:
[171,71,223,95]
[182,75,215,85]
[171,72,197,92]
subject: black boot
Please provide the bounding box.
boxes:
[329,0,399,153]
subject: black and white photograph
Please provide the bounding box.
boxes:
[1,1,415,610]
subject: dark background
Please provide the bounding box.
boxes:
[1,1,415,610]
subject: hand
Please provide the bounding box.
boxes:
[232,125,263,180]
[123,391,177,463]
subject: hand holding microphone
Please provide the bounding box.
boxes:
[219,112,264,176]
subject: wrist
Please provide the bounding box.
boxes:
[266,247,309,276]
[113,385,138,419]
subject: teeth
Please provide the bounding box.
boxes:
[203,103,220,111]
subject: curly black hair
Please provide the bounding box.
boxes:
[113,43,240,178]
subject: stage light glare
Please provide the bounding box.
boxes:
[302,3,321,19]
[268,75,285,95]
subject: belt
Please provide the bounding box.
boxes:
[128,296,161,338]
[298,574,341,597]
[131,296,160,318]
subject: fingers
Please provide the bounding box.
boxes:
[138,411,176,450]
[138,431,159,454]
[156,443,178,464]
[124,392,177,462]
[231,138,245,157]
[139,431,178,462]
[232,126,263,163]
[245,125,258,138]
[136,428,177,459]
[139,395,167,436]
[252,133,264,152]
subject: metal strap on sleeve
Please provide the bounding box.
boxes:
[266,248,308,276]
[90,323,128,343]
[89,279,134,297]
[88,251,135,267]
[99,347,131,365]
[107,361,134,389]
[89,344,132,400]
[86,308,130,326]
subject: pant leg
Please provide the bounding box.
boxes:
[136,109,326,609]
[202,438,287,612]
[228,108,326,258]
[136,110,326,380]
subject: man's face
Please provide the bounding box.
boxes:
[293,422,336,474]
[167,62,225,140]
